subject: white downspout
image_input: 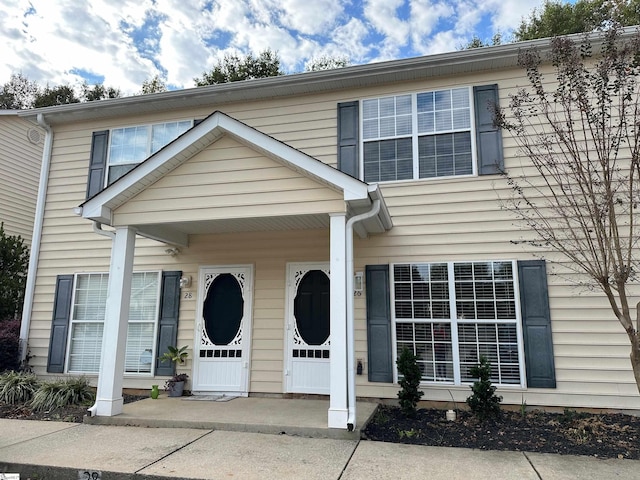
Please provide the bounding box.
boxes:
[19,114,53,362]
[86,221,115,417]
[345,198,381,429]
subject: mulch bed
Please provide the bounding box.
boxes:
[362,405,640,459]
[0,394,147,423]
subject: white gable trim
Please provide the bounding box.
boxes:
[80,111,372,224]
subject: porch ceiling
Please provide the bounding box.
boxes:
[131,203,388,246]
[137,213,330,236]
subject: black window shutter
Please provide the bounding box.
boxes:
[518,260,556,388]
[155,271,182,376]
[86,130,109,199]
[366,265,393,382]
[473,85,504,175]
[47,275,74,373]
[337,101,359,179]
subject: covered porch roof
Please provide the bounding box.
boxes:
[79,111,392,246]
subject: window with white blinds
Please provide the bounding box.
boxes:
[362,88,474,182]
[392,261,523,386]
[107,120,192,185]
[67,271,161,374]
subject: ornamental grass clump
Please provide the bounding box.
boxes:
[0,370,40,404]
[396,347,423,416]
[466,355,502,421]
[30,376,95,411]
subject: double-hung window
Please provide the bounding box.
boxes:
[67,271,161,375]
[362,88,474,182]
[107,120,192,185]
[393,261,524,386]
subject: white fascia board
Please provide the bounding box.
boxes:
[217,114,370,201]
[367,184,393,230]
[81,111,371,225]
[81,203,111,224]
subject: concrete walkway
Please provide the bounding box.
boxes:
[1,418,639,479]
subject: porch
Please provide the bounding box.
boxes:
[85,395,379,440]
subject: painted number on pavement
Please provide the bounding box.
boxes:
[78,471,101,480]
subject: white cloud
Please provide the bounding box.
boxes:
[409,0,455,52]
[483,0,546,33]
[0,0,553,96]
[363,0,410,59]
[329,18,372,63]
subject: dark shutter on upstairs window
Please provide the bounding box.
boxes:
[47,275,74,373]
[366,265,393,383]
[337,101,359,179]
[518,260,556,388]
[474,85,504,175]
[155,271,182,376]
[86,130,109,199]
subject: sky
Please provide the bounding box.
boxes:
[1,0,552,95]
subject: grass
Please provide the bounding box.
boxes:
[0,371,40,404]
[29,376,95,412]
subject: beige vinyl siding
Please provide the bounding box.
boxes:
[113,136,345,226]
[0,115,43,243]
[25,64,640,409]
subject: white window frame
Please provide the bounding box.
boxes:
[360,87,479,183]
[391,260,526,388]
[105,119,193,186]
[65,271,162,376]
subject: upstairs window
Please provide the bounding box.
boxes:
[107,120,192,185]
[362,88,475,182]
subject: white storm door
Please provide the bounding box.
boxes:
[286,263,330,394]
[193,266,253,395]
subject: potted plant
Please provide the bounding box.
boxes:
[159,345,190,397]
[158,345,189,365]
[164,373,189,397]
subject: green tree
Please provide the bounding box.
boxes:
[0,73,39,109]
[81,83,121,101]
[141,75,168,94]
[305,55,351,71]
[494,27,640,393]
[194,49,283,86]
[0,223,29,321]
[462,32,504,49]
[34,85,80,108]
[515,0,640,41]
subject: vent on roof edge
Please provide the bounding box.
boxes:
[27,128,42,145]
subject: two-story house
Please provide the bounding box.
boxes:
[17,33,639,429]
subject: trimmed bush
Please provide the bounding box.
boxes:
[466,355,502,421]
[30,377,95,411]
[0,370,39,404]
[396,347,424,416]
[0,319,21,372]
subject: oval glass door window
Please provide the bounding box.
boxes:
[203,273,244,345]
[294,270,330,345]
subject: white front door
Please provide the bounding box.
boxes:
[193,265,253,395]
[286,263,330,394]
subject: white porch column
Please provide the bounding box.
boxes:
[328,213,348,429]
[94,226,136,416]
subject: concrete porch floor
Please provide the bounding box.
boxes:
[85,395,379,440]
